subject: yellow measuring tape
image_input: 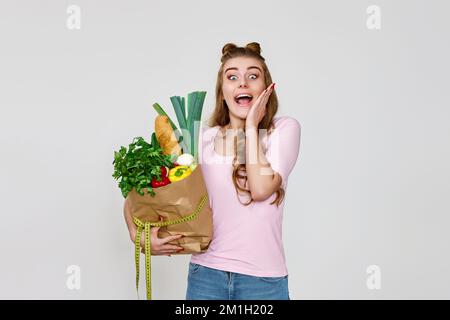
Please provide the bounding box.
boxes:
[132,193,208,300]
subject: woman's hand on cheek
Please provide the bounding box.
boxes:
[245,83,275,128]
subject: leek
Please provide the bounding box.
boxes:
[153,91,207,162]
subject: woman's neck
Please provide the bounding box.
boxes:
[225,114,245,130]
[218,114,248,140]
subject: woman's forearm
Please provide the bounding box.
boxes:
[245,126,276,200]
[123,198,137,238]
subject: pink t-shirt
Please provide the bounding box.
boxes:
[190,116,301,277]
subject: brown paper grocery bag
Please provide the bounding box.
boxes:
[126,164,213,252]
[125,164,213,299]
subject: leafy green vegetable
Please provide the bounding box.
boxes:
[112,137,173,198]
[151,132,160,149]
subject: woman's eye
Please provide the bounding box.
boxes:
[228,75,237,80]
[249,74,258,80]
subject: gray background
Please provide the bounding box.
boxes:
[0,0,449,299]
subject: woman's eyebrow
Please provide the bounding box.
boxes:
[224,66,262,73]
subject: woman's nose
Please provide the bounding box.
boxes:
[239,81,248,88]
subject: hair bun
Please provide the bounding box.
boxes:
[222,43,238,55]
[245,42,261,55]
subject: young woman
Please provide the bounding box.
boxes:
[124,42,301,300]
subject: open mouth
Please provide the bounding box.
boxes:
[234,93,253,107]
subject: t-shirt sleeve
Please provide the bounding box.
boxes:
[264,117,301,185]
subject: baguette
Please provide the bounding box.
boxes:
[155,115,182,156]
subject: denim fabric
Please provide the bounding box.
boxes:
[186,262,290,300]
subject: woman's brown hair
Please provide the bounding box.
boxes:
[207,42,285,207]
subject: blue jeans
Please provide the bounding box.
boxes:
[186,262,290,300]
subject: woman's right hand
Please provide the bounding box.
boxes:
[123,198,184,256]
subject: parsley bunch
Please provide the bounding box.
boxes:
[112,137,173,198]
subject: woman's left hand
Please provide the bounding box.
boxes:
[245,82,275,128]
